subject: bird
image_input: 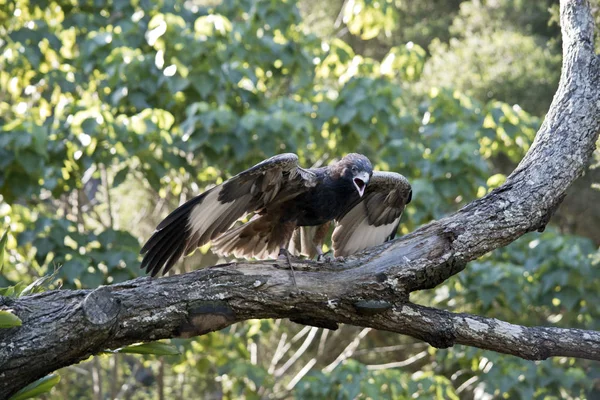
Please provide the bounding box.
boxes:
[140,153,412,277]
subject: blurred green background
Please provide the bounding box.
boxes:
[1,0,600,398]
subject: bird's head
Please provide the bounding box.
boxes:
[339,153,373,197]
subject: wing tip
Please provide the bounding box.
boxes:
[140,214,192,277]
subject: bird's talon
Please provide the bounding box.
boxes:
[317,249,337,263]
[317,252,345,263]
[317,254,334,263]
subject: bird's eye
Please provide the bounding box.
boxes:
[407,190,412,204]
[351,166,358,173]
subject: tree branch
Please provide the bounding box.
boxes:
[1,0,599,398]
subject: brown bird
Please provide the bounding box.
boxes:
[140,153,411,276]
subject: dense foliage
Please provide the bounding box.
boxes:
[1,0,599,398]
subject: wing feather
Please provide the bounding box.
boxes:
[141,153,317,276]
[332,171,411,257]
[289,226,320,258]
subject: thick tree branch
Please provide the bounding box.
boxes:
[2,267,600,400]
[1,0,599,398]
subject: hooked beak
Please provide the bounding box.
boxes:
[353,172,369,197]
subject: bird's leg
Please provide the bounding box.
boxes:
[274,221,300,291]
[314,222,332,263]
[278,247,298,291]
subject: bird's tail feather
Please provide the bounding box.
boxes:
[212,215,289,259]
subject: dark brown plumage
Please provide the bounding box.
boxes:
[140,153,411,276]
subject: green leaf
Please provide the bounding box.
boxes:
[81,118,99,134]
[30,125,48,158]
[19,271,58,297]
[0,310,22,328]
[0,230,8,272]
[97,229,117,248]
[0,282,28,298]
[0,286,15,297]
[115,341,180,356]
[337,105,356,125]
[9,374,60,400]
[112,166,129,187]
[17,151,43,175]
[191,77,214,99]
[12,132,33,150]
[80,269,105,288]
[61,259,87,282]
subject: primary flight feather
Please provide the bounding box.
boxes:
[141,153,412,276]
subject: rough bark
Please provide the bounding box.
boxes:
[1,0,600,398]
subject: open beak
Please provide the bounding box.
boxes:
[353,172,369,197]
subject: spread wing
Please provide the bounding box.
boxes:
[140,153,317,276]
[332,171,411,257]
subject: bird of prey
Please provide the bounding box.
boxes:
[141,153,412,276]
